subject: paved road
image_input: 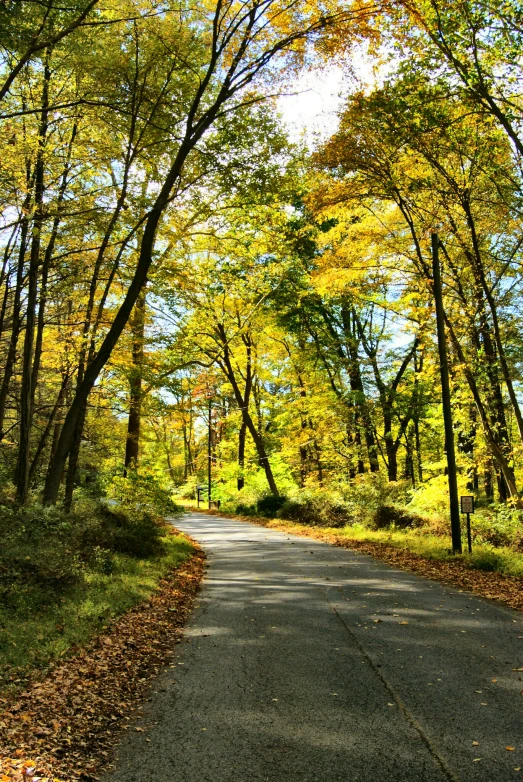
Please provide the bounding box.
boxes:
[104,513,523,782]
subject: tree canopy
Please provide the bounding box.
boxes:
[2,0,523,537]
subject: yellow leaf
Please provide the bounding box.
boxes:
[506,747,516,751]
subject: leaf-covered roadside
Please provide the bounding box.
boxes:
[202,510,523,612]
[0,541,205,782]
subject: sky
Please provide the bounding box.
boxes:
[276,66,346,144]
[276,50,379,144]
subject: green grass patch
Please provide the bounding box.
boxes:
[0,523,194,693]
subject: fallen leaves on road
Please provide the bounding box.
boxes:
[0,535,205,782]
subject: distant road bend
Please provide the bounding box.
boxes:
[104,512,523,782]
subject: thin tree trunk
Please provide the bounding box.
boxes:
[0,206,31,437]
[124,285,146,472]
[238,420,247,490]
[15,52,50,503]
[29,372,69,482]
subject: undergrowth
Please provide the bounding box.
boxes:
[218,473,523,580]
[0,494,191,693]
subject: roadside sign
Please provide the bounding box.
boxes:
[460,496,474,554]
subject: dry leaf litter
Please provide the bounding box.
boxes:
[0,534,205,782]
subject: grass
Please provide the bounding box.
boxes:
[0,529,194,692]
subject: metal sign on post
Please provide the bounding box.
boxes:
[460,495,475,554]
[196,485,207,509]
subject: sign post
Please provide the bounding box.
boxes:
[460,495,475,554]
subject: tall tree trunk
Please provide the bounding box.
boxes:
[0,206,30,437]
[237,419,247,490]
[343,304,379,472]
[124,285,146,472]
[15,52,50,503]
[461,196,523,445]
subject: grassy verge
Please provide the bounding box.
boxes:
[0,520,194,693]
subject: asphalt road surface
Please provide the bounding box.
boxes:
[104,512,523,782]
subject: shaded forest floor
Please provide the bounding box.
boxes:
[199,509,523,613]
[0,538,205,782]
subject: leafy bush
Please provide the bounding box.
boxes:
[312,474,411,524]
[0,495,169,615]
[174,478,199,500]
[83,503,165,559]
[256,494,288,516]
[276,499,317,523]
[235,502,257,516]
[471,505,523,549]
[0,503,85,613]
[276,496,353,528]
[107,472,183,517]
[468,547,506,572]
[372,504,425,530]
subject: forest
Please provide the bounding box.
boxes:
[2,0,523,583]
[4,2,523,777]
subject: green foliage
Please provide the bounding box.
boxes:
[276,496,353,527]
[256,494,288,516]
[339,475,412,523]
[372,504,426,530]
[408,474,471,517]
[107,472,183,518]
[0,497,194,688]
[84,504,166,559]
[174,477,199,500]
[471,505,523,550]
[467,547,506,573]
[0,531,194,689]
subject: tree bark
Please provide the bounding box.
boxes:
[15,52,50,503]
[237,420,247,490]
[124,285,146,472]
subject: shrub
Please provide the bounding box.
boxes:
[0,503,85,612]
[0,496,169,615]
[373,504,425,530]
[256,495,288,517]
[468,547,506,573]
[340,474,411,522]
[174,478,199,500]
[235,502,257,516]
[471,505,523,549]
[107,473,183,518]
[276,499,317,524]
[276,497,353,528]
[83,503,165,559]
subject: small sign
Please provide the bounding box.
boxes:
[460,495,474,514]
